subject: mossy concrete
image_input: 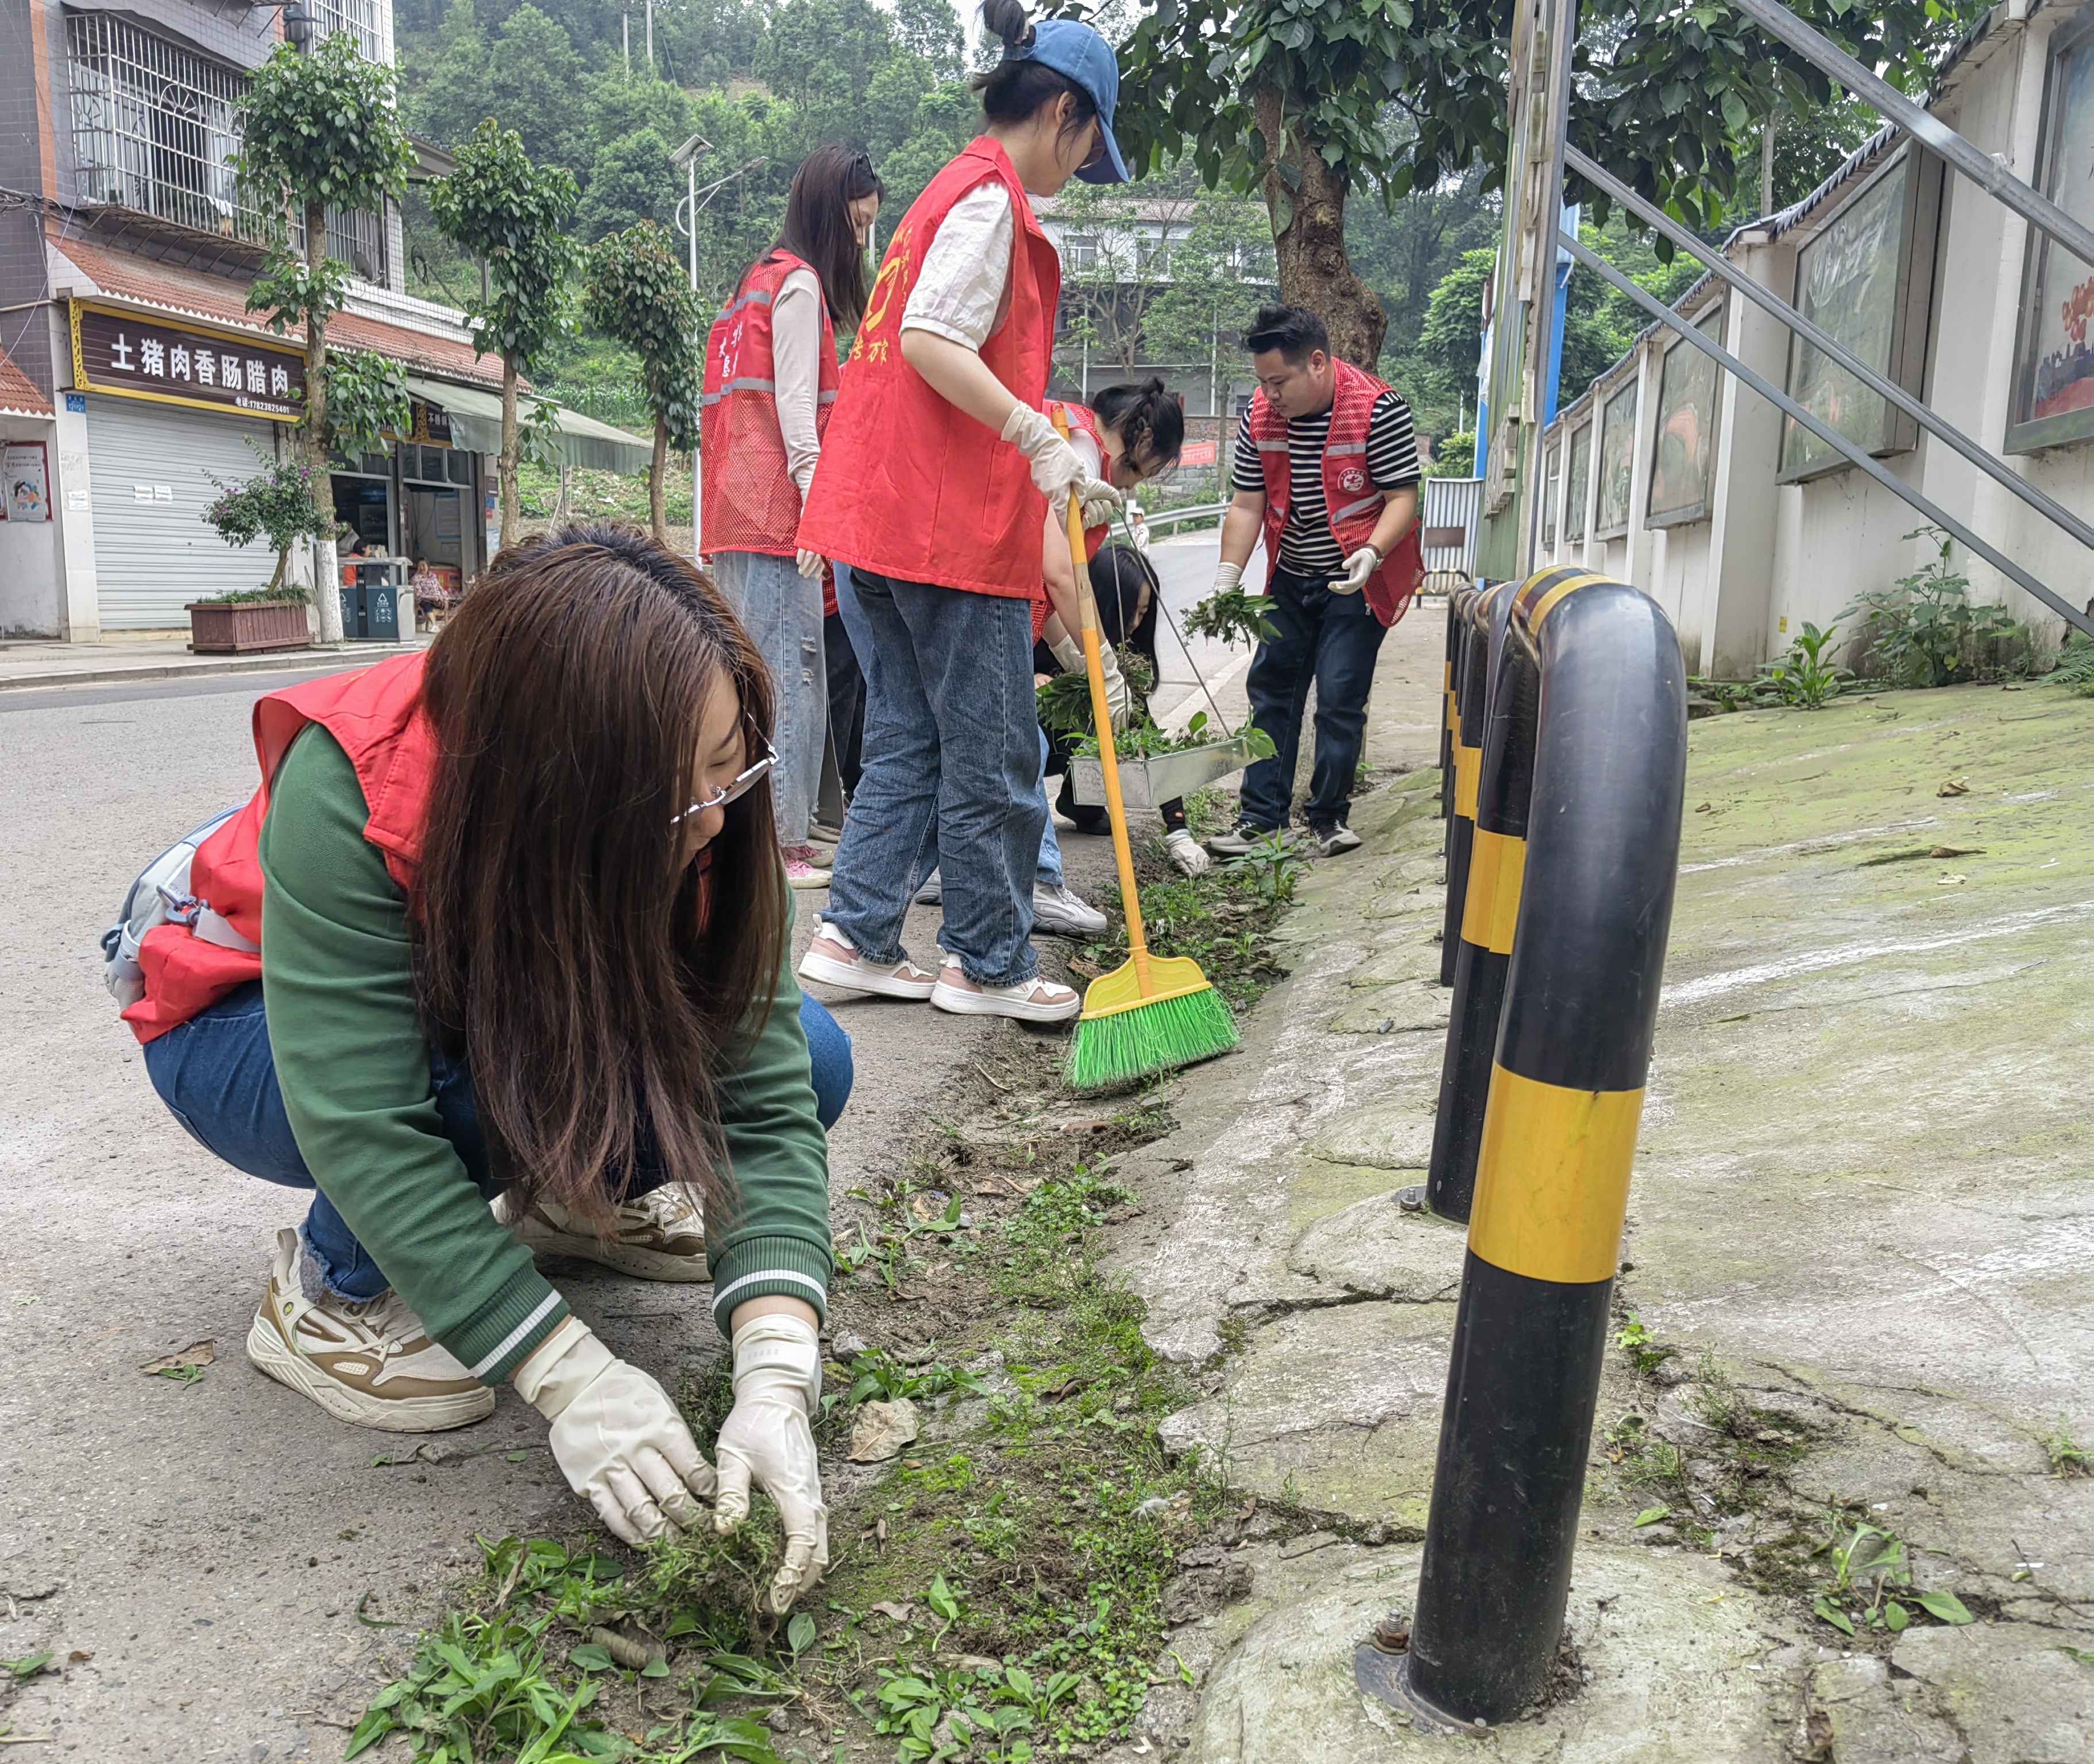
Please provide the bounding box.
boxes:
[1099,611,2094,1762]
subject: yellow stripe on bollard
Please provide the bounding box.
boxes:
[1454,741,1482,817]
[1467,1066,1645,1285]
[1519,570,1608,633]
[1460,829,1526,954]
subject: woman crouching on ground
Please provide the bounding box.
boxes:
[126,527,843,1611]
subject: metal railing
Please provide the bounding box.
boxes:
[1486,0,2094,641]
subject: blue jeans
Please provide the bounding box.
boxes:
[143,982,852,1302]
[831,568,1044,987]
[713,551,825,845]
[1239,567,1391,829]
[909,726,1063,895]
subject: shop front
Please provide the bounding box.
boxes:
[331,396,484,628]
[68,299,307,628]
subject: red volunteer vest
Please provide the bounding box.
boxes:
[123,653,435,1043]
[701,251,839,561]
[1247,358,1424,627]
[797,138,1061,598]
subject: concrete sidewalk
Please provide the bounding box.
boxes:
[0,632,426,692]
[1099,620,2094,1761]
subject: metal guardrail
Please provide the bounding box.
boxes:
[1136,501,1230,533]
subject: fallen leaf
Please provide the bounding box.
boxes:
[1633,1506,1672,1528]
[1694,802,1713,813]
[1937,778,1970,797]
[140,1340,215,1375]
[875,1518,888,1546]
[1058,1119,1114,1135]
[1935,873,1967,886]
[65,1651,91,1665]
[1928,846,1984,858]
[869,1601,917,1624]
[849,1398,920,1463]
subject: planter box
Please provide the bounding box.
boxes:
[1069,734,1266,811]
[187,599,311,655]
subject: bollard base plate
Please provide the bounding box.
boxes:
[1353,1645,1487,1738]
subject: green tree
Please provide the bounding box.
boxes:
[1117,0,1993,370]
[430,121,584,547]
[583,222,704,542]
[577,127,685,239]
[1141,188,1277,408]
[237,33,416,634]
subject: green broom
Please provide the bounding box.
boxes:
[1057,466,1239,1090]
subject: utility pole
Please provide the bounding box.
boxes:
[1761,108,1778,215]
[645,0,653,67]
[623,7,629,72]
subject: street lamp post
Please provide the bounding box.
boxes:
[671,134,710,559]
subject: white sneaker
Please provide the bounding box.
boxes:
[1032,882,1108,937]
[245,1228,494,1432]
[913,871,942,905]
[797,916,938,999]
[495,1185,708,1281]
[930,956,1082,1022]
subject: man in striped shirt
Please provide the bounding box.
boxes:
[1207,306,1420,857]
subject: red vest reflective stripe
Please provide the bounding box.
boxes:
[797,138,1061,598]
[1246,358,1423,627]
[701,252,839,560]
[123,653,434,1043]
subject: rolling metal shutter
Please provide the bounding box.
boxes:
[86,396,284,628]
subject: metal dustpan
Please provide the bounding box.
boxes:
[1069,732,1264,812]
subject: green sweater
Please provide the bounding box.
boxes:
[257,723,831,1383]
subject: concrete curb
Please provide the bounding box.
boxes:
[0,640,426,693]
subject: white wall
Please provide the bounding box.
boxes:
[0,420,60,637]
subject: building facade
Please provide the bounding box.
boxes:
[0,0,640,640]
[1529,0,2093,679]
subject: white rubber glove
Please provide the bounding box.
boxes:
[515,1317,716,1547]
[1045,620,1131,729]
[1077,481,1122,532]
[795,548,825,579]
[1165,828,1212,874]
[1211,560,1245,597]
[1330,546,1381,595]
[712,1313,828,1614]
[1002,405,1121,521]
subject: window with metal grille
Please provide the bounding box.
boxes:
[306,0,388,67]
[67,12,254,238]
[67,11,388,281]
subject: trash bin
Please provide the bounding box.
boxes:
[337,574,403,641]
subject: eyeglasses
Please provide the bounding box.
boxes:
[670,724,778,827]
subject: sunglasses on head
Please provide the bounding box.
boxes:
[670,718,778,828]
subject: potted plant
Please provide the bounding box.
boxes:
[192,450,335,653]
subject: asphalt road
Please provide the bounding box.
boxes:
[0,644,1138,1759]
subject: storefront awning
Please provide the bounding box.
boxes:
[403,376,654,475]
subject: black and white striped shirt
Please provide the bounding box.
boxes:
[1233,392,1420,576]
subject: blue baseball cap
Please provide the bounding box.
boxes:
[1018,20,1130,185]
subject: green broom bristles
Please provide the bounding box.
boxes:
[1065,985,1241,1092]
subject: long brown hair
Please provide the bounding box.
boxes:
[764,146,884,330]
[413,525,785,1219]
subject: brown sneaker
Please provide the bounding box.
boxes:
[494,1185,709,1282]
[244,1228,494,1432]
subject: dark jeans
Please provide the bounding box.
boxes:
[143,981,852,1302]
[830,567,1044,988]
[1238,567,1390,830]
[824,609,866,799]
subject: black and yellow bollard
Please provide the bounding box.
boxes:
[1363,571,1687,1730]
[1436,584,1500,988]
[1424,578,1546,1221]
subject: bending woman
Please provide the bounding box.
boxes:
[795,0,1127,1024]
[704,146,885,889]
[128,529,843,1612]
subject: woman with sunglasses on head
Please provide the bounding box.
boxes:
[124,529,843,1614]
[794,0,1129,1024]
[704,147,885,890]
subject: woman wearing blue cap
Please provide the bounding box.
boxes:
[797,0,1130,1024]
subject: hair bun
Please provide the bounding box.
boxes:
[980,0,1035,51]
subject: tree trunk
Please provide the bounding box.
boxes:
[499,353,520,553]
[650,415,669,545]
[1254,86,1387,370]
[268,546,289,594]
[304,196,344,644]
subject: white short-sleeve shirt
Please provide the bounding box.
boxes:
[901,183,1015,351]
